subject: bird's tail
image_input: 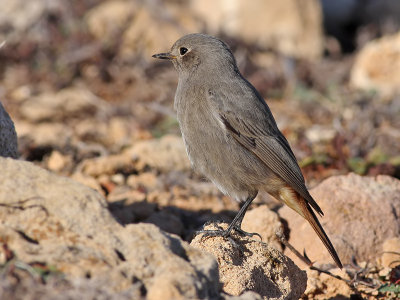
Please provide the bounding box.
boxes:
[279,186,343,269]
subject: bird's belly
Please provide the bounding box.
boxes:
[180,117,271,201]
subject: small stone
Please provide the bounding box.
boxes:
[358,261,368,269]
[80,154,134,177]
[47,150,69,172]
[127,172,159,191]
[378,267,391,277]
[304,267,352,299]
[110,173,125,186]
[381,237,400,267]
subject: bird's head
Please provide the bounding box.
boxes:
[152,33,238,77]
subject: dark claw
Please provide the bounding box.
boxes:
[196,228,229,239]
[196,227,245,250]
[195,222,262,242]
[233,226,263,241]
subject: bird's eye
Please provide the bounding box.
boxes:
[179,47,188,55]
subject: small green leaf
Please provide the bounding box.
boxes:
[347,157,368,175]
[378,283,400,294]
[366,147,388,165]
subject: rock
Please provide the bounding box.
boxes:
[144,210,184,236]
[120,2,200,59]
[191,223,307,300]
[47,150,71,172]
[241,205,284,251]
[127,134,191,172]
[191,0,323,59]
[16,121,73,151]
[19,87,108,123]
[85,0,137,41]
[279,173,400,267]
[224,291,263,300]
[85,0,201,59]
[127,172,160,192]
[78,135,190,177]
[0,102,18,158]
[0,0,64,43]
[350,32,400,97]
[110,173,125,186]
[79,153,135,177]
[381,237,400,268]
[224,292,263,300]
[0,275,141,300]
[72,117,134,152]
[304,267,352,299]
[0,157,222,299]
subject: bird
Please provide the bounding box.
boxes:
[152,33,342,268]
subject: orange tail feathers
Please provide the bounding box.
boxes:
[279,186,343,269]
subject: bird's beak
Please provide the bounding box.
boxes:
[152,52,176,60]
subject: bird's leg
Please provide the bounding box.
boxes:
[196,194,261,240]
[230,198,262,240]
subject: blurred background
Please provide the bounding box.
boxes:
[0,0,399,228]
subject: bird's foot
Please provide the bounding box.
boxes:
[196,222,230,238]
[196,223,243,250]
[232,226,262,241]
[196,221,262,241]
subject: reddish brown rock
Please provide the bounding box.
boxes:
[279,173,400,267]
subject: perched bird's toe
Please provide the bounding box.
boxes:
[233,227,263,241]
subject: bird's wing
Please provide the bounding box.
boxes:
[207,86,323,216]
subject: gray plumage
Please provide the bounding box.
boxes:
[153,33,342,268]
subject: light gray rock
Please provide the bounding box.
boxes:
[0,157,222,299]
[127,134,191,172]
[19,87,108,123]
[77,135,190,178]
[0,101,18,158]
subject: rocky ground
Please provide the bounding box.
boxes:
[0,0,399,299]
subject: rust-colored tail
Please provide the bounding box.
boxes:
[301,200,343,268]
[279,186,343,268]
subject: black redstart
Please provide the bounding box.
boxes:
[153,33,342,268]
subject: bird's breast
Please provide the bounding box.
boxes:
[174,87,271,201]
